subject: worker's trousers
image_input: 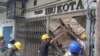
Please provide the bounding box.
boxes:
[7,49,16,56]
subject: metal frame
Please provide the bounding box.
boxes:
[86,0,96,56]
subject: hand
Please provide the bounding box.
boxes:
[38,50,40,53]
[50,40,53,44]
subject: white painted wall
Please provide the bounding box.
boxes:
[0,12,15,38]
[0,0,8,2]
[26,0,57,9]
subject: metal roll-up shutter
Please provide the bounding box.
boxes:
[15,16,47,56]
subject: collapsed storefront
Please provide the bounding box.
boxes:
[48,10,86,56]
[14,0,90,56]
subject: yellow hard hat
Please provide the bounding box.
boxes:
[0,34,3,38]
[14,41,22,50]
[80,32,86,40]
[41,34,50,40]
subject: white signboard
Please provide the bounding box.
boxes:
[26,0,86,18]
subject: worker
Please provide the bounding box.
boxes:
[80,32,86,40]
[39,34,53,56]
[7,39,16,56]
[14,41,22,50]
[68,41,81,56]
[0,34,4,50]
[8,39,16,49]
[78,32,87,56]
[7,41,22,56]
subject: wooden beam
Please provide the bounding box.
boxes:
[59,18,79,39]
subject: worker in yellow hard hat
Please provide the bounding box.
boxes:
[0,34,4,49]
[14,41,22,50]
[39,33,53,56]
[7,40,22,56]
[41,34,50,40]
[78,32,87,56]
[0,34,3,38]
[80,32,87,40]
[0,34,3,41]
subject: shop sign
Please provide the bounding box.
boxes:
[45,0,84,15]
[34,10,43,14]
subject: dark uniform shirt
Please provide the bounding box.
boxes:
[39,41,50,56]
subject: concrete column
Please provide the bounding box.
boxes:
[95,0,100,56]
